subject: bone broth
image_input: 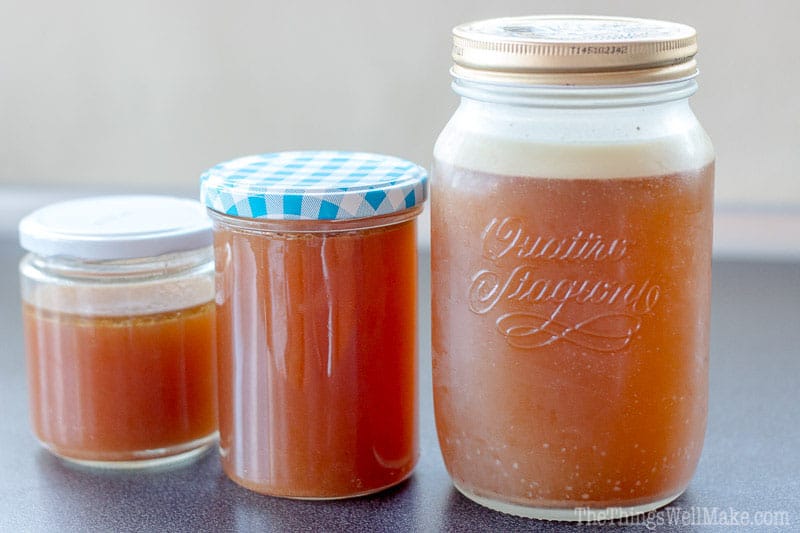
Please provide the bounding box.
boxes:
[214,219,418,497]
[201,151,428,498]
[24,301,216,462]
[432,16,714,519]
[19,196,217,467]
[432,163,713,510]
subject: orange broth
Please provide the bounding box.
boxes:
[24,301,217,462]
[431,163,713,508]
[215,218,419,498]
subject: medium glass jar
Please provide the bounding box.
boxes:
[19,196,217,468]
[432,16,714,520]
[200,151,428,499]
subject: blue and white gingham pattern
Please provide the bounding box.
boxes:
[200,151,428,221]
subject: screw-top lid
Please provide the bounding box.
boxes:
[452,15,698,86]
[200,151,428,221]
[19,195,212,260]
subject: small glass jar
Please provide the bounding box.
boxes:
[432,16,714,519]
[19,195,217,468]
[201,151,427,499]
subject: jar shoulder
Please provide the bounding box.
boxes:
[19,253,215,316]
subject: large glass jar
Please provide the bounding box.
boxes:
[19,196,217,468]
[431,16,714,520]
[200,151,428,499]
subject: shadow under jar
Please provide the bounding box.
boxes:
[19,196,218,468]
[431,16,714,520]
[201,151,428,499]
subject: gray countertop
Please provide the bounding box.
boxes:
[1,240,798,532]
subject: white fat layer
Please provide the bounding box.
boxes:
[23,276,214,316]
[433,101,714,179]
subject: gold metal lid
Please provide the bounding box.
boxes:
[452,15,698,86]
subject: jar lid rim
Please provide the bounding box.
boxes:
[18,195,212,260]
[452,15,699,86]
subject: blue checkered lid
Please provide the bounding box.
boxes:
[200,151,428,221]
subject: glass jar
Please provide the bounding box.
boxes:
[200,151,428,499]
[19,196,217,468]
[432,16,714,520]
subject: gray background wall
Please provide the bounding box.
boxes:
[1,1,798,210]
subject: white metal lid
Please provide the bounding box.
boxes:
[19,195,213,260]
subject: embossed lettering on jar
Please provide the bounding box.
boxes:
[431,15,714,520]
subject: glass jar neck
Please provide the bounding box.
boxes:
[26,246,213,281]
[452,77,698,109]
[208,205,423,235]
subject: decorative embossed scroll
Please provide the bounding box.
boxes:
[468,217,661,352]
